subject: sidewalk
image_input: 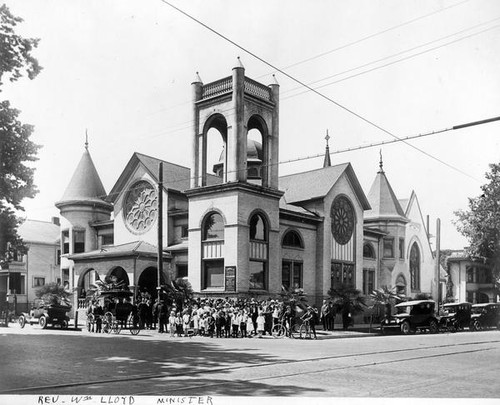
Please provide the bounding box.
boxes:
[315,323,380,339]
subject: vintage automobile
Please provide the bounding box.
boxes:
[438,302,472,332]
[380,300,439,335]
[469,303,500,331]
[18,298,71,329]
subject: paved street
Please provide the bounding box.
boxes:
[1,324,499,398]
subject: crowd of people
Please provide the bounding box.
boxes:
[87,295,331,338]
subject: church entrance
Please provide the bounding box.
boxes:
[137,266,165,300]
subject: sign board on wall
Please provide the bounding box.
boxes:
[225,266,236,291]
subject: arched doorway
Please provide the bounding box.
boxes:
[108,267,130,290]
[79,269,100,298]
[137,267,165,300]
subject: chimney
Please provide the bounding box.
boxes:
[51,217,60,226]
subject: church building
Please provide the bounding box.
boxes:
[57,65,437,316]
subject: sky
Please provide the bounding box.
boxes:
[3,0,500,250]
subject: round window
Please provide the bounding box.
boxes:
[124,180,158,234]
[331,196,354,245]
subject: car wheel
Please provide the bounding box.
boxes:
[61,320,69,329]
[429,320,438,334]
[401,321,411,335]
[497,320,500,330]
[18,315,26,329]
[39,315,48,329]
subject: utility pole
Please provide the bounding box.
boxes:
[157,162,163,300]
[435,218,441,304]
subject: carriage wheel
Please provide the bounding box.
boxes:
[128,315,140,335]
[112,321,121,334]
[86,314,94,332]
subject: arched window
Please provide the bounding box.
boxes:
[282,230,303,249]
[203,213,224,240]
[249,213,268,290]
[363,243,375,259]
[202,212,224,289]
[410,242,421,291]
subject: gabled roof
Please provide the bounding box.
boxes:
[69,240,170,260]
[56,147,111,208]
[278,163,370,209]
[365,168,407,221]
[18,219,60,245]
[107,152,222,204]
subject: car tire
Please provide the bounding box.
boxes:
[429,320,438,334]
[61,320,69,329]
[18,315,26,329]
[39,315,48,329]
[401,321,411,335]
[472,320,482,331]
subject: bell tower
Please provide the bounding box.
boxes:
[187,62,283,296]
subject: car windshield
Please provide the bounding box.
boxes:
[396,306,411,315]
[472,307,486,314]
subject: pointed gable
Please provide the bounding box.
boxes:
[365,168,406,221]
[56,147,110,208]
[279,163,370,209]
[107,152,222,204]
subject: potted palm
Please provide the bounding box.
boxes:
[329,283,366,330]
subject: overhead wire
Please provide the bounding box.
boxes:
[157,0,486,181]
[25,115,499,214]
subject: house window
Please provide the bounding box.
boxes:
[177,263,188,279]
[282,260,303,290]
[383,238,394,258]
[101,234,114,246]
[331,261,355,289]
[363,243,375,259]
[62,230,70,254]
[202,213,224,289]
[399,238,405,259]
[56,249,61,265]
[249,213,268,290]
[33,277,45,287]
[73,230,85,253]
[9,273,26,294]
[362,269,375,295]
[181,226,189,238]
[12,250,24,262]
[282,230,303,249]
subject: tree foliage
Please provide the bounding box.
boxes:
[0,5,41,264]
[35,282,72,307]
[454,163,500,277]
[328,283,366,315]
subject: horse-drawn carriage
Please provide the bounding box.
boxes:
[86,290,140,335]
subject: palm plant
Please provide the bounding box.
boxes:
[369,285,406,320]
[328,283,366,329]
[35,282,72,307]
[279,285,308,313]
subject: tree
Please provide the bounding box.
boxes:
[369,285,405,320]
[328,283,366,329]
[454,163,500,286]
[35,282,72,307]
[0,5,42,266]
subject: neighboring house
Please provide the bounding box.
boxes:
[0,218,60,313]
[55,65,440,318]
[446,251,497,303]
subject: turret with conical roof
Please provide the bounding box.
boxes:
[55,139,113,278]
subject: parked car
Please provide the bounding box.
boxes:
[381,300,439,335]
[470,303,500,331]
[438,302,472,332]
[18,298,71,329]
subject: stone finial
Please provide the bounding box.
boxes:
[85,129,89,150]
[237,56,244,68]
[194,71,203,84]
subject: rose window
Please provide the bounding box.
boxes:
[124,181,158,233]
[331,196,354,245]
